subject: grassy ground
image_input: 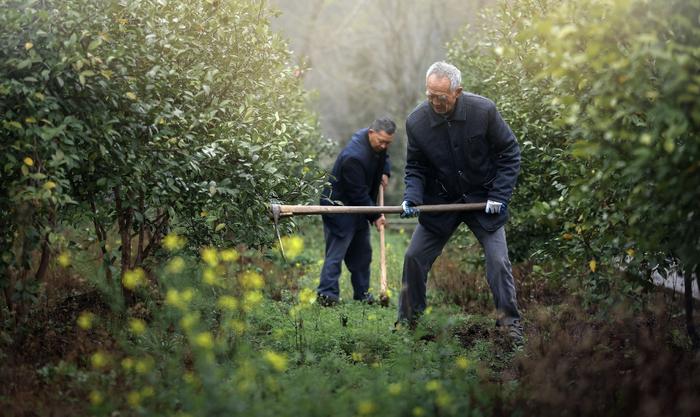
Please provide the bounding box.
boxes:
[2,217,700,417]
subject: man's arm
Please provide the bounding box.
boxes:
[341,158,381,222]
[403,124,429,205]
[486,105,520,205]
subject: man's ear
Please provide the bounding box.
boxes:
[455,86,463,95]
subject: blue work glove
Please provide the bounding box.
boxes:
[400,200,420,218]
[485,200,505,214]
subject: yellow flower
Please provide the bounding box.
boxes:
[217,295,238,310]
[121,357,134,370]
[263,350,288,372]
[122,268,146,289]
[425,380,441,392]
[24,117,36,124]
[412,406,426,417]
[193,332,214,349]
[589,259,597,273]
[241,271,264,290]
[125,91,137,100]
[180,313,200,331]
[181,288,194,302]
[351,352,364,362]
[202,268,220,286]
[57,252,71,267]
[43,180,57,190]
[126,390,141,407]
[280,235,304,259]
[299,288,316,305]
[357,400,376,415]
[25,42,33,50]
[77,311,95,330]
[220,248,239,262]
[129,318,147,335]
[91,351,109,369]
[626,248,635,257]
[228,319,246,334]
[23,157,34,166]
[201,247,218,266]
[387,383,402,395]
[243,291,263,312]
[134,356,154,374]
[89,390,103,405]
[166,256,185,274]
[455,356,470,370]
[163,233,186,251]
[436,391,452,408]
[141,386,155,398]
[165,289,183,308]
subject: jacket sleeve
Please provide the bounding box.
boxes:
[403,123,429,205]
[341,157,380,222]
[383,153,391,177]
[486,105,520,204]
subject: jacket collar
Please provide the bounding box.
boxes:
[428,93,467,128]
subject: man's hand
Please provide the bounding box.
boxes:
[400,201,420,218]
[381,174,389,189]
[374,214,386,231]
[485,200,504,214]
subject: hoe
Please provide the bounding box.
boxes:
[269,199,486,306]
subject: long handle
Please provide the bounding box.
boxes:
[378,187,387,296]
[271,202,486,217]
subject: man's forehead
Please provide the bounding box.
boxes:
[426,74,452,90]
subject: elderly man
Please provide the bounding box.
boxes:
[317,117,396,306]
[399,61,523,344]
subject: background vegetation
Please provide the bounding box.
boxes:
[1,0,699,416]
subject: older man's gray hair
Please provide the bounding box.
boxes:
[426,61,462,91]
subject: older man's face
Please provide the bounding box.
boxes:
[426,74,462,115]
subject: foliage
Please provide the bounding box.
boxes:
[449,0,700,302]
[1,0,327,314]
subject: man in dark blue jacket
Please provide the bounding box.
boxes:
[317,117,396,306]
[399,62,523,344]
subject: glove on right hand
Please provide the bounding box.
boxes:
[400,201,420,218]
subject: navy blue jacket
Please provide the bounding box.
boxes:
[321,128,391,236]
[404,93,520,235]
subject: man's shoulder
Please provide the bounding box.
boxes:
[462,92,496,113]
[406,101,431,129]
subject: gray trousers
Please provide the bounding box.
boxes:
[398,217,521,325]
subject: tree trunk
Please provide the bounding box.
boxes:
[90,199,113,284]
[114,187,135,305]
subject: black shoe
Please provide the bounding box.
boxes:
[359,293,375,305]
[317,294,339,307]
[506,319,524,346]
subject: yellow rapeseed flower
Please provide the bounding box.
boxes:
[89,390,103,406]
[193,332,214,349]
[163,233,186,251]
[125,91,138,100]
[57,252,71,267]
[357,400,376,415]
[165,289,183,308]
[181,288,194,302]
[456,356,470,370]
[228,319,246,334]
[166,256,185,274]
[217,295,238,310]
[202,268,220,286]
[134,356,154,374]
[263,350,288,372]
[412,406,426,417]
[243,291,263,312]
[126,390,141,407]
[121,357,134,370]
[23,157,34,166]
[201,247,218,266]
[43,180,57,190]
[91,351,109,369]
[280,235,304,259]
[425,380,441,392]
[25,42,33,50]
[241,271,264,290]
[141,386,155,398]
[387,383,402,395]
[180,313,200,331]
[351,352,363,362]
[220,248,239,262]
[299,288,316,305]
[122,268,146,289]
[129,318,147,335]
[77,311,95,329]
[436,392,452,408]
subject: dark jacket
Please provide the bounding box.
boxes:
[321,128,391,236]
[404,93,520,235]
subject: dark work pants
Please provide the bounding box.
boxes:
[398,216,521,325]
[317,222,372,301]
